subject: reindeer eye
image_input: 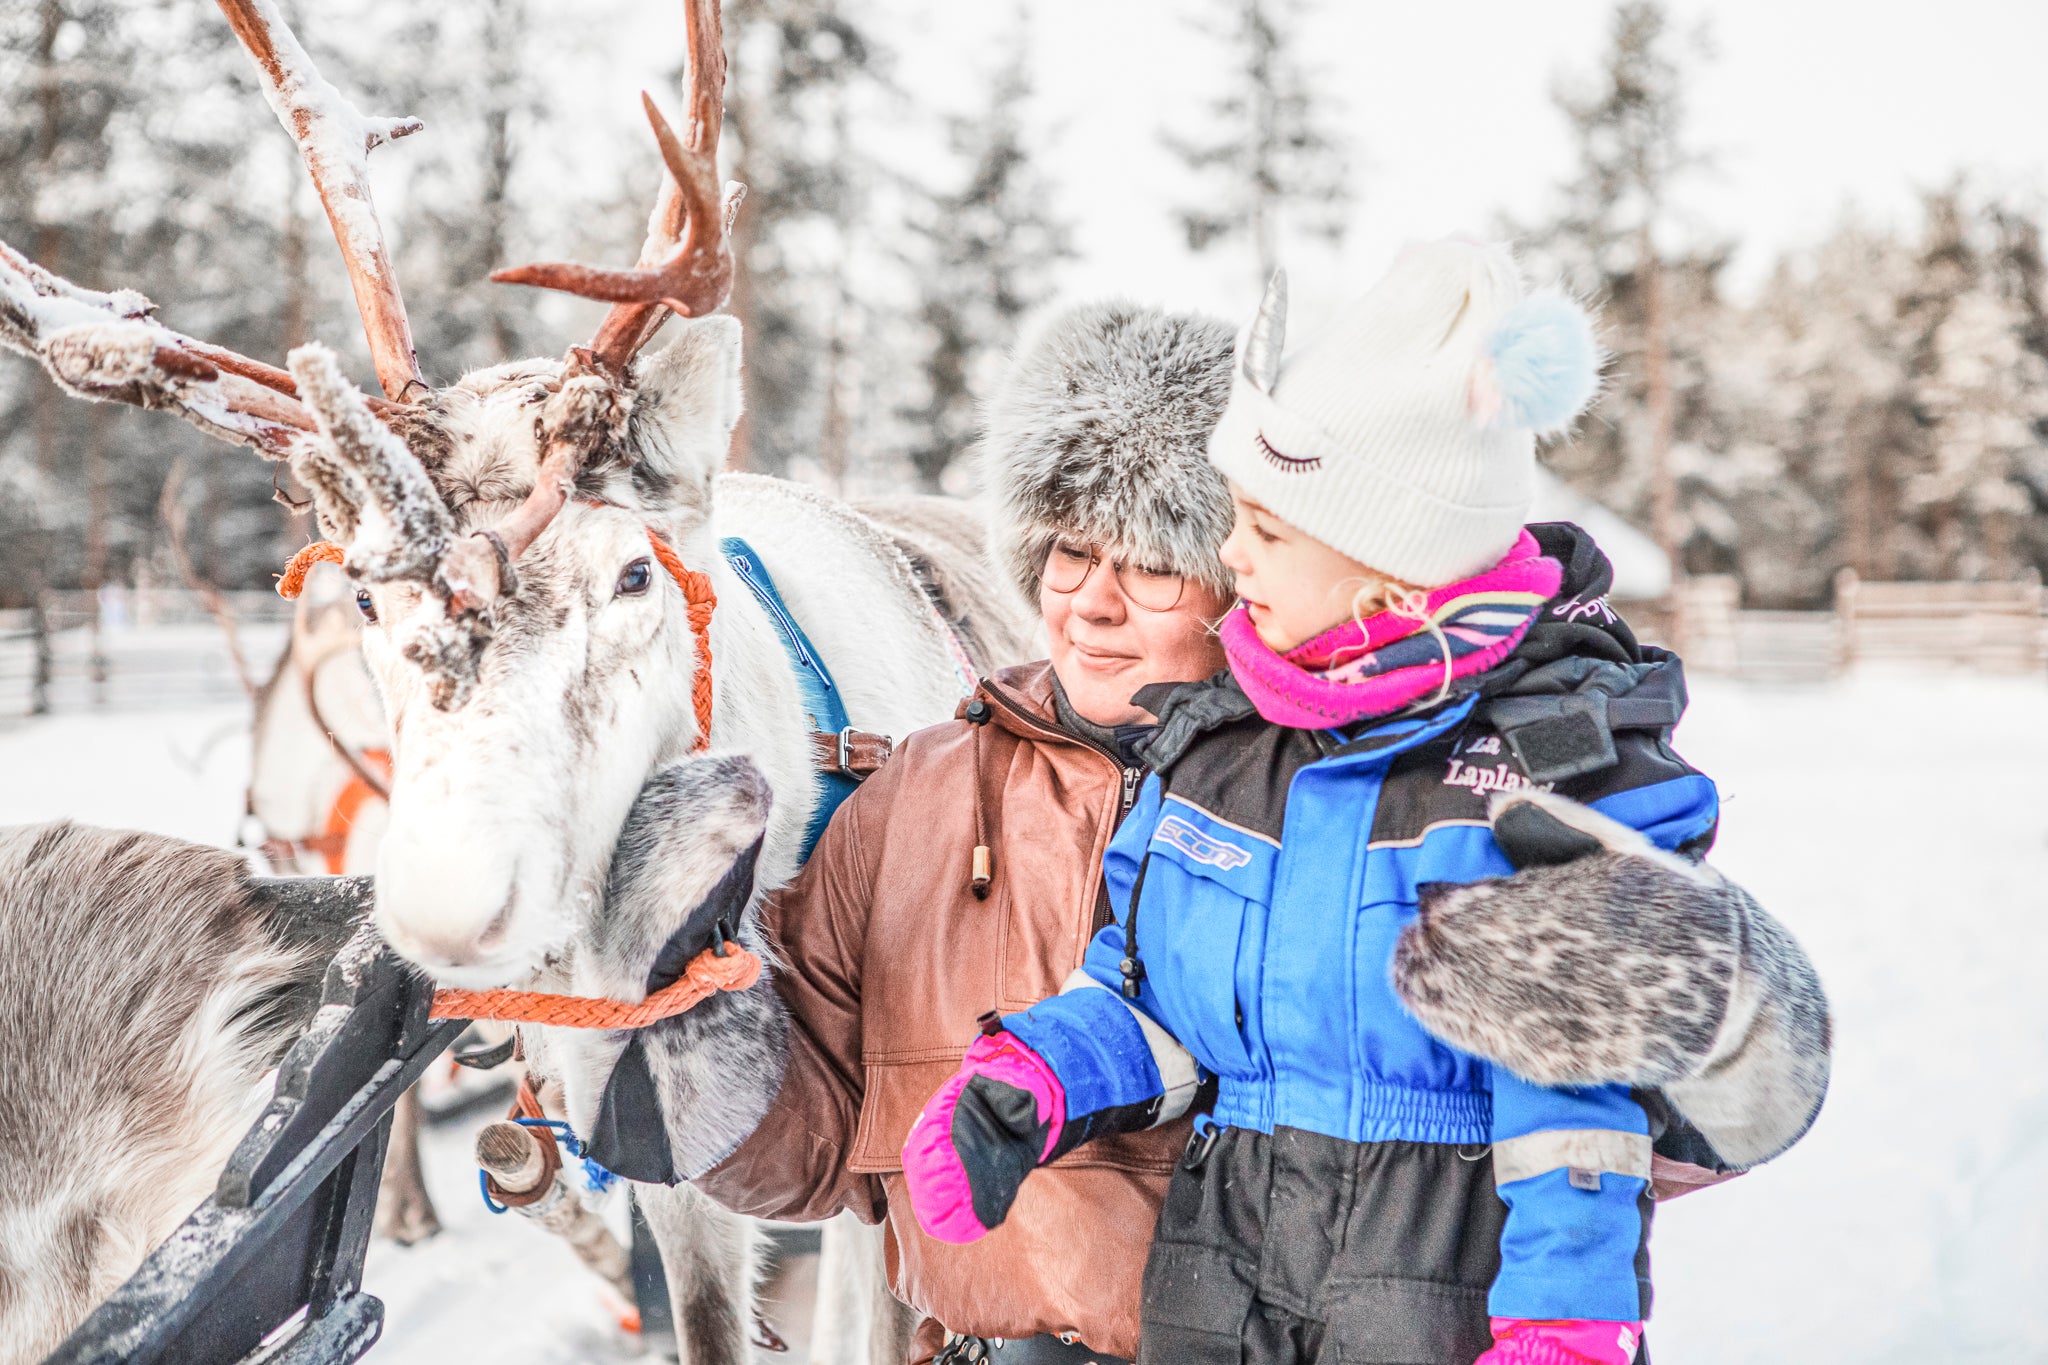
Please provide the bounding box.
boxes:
[616,558,654,597]
[354,588,378,623]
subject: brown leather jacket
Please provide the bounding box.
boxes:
[695,660,1182,1361]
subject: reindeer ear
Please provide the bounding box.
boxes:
[630,314,744,499]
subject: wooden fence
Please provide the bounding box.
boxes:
[1670,572,2048,682]
[1834,571,2047,673]
[3,574,2041,712]
[0,590,289,719]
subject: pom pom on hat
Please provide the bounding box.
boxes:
[1479,294,1602,435]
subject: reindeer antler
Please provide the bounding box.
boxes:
[0,0,425,449]
[0,0,738,713]
[214,0,425,402]
[492,0,740,372]
[0,241,312,454]
[433,0,740,608]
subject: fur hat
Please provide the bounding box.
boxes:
[1208,238,1602,587]
[981,301,1237,605]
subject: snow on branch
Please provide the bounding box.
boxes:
[213,0,424,403]
[0,239,311,455]
[363,115,425,154]
[286,343,449,584]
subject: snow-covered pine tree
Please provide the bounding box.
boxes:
[0,0,132,603]
[720,0,882,475]
[1163,0,1349,282]
[1796,226,1921,588]
[1898,189,2048,581]
[0,0,300,601]
[382,0,552,375]
[1697,221,1917,604]
[1514,0,1715,589]
[1987,206,2048,578]
[900,27,1071,493]
[1681,189,2048,602]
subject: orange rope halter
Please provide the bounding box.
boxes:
[644,527,717,752]
[305,748,391,874]
[275,527,716,747]
[429,940,760,1027]
[277,541,346,599]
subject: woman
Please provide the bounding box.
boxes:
[601,301,1831,1364]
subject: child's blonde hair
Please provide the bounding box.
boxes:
[1330,574,1455,707]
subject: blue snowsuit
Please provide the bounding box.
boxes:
[997,526,1718,1363]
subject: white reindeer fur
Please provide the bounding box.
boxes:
[333,314,996,1365]
[248,561,388,871]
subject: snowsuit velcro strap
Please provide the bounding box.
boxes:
[1486,694,1619,784]
[1490,1128,1653,1190]
[1485,667,1685,785]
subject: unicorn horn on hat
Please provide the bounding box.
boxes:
[1241,270,1287,395]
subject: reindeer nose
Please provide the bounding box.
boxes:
[391,930,468,971]
[374,840,524,973]
[379,900,514,974]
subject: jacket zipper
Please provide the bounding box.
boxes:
[978,680,1138,938]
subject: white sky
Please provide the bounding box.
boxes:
[875,0,2048,328]
[490,0,2048,342]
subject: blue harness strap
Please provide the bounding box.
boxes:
[719,537,859,864]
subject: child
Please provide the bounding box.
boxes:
[902,238,1720,1365]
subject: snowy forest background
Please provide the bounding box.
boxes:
[5,0,2048,610]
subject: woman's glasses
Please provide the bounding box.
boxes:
[1039,538,1187,612]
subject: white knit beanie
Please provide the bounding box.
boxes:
[1206,237,1602,588]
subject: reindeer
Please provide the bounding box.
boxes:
[0,1,1032,1361]
[0,823,357,1365]
[248,560,391,884]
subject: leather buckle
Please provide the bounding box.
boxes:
[817,725,892,778]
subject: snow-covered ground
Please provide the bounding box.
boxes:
[360,1115,675,1364]
[4,666,2044,1362]
[1649,669,2048,1364]
[0,704,258,844]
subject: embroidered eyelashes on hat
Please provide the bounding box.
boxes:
[1256,432,1322,473]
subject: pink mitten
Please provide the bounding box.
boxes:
[1475,1318,1643,1365]
[901,1031,1066,1244]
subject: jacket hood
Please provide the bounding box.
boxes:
[1500,520,1650,673]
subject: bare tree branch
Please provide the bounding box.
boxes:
[159,460,261,701]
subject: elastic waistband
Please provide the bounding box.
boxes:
[1213,1077,1493,1146]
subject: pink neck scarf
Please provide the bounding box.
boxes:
[1221,530,1562,730]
